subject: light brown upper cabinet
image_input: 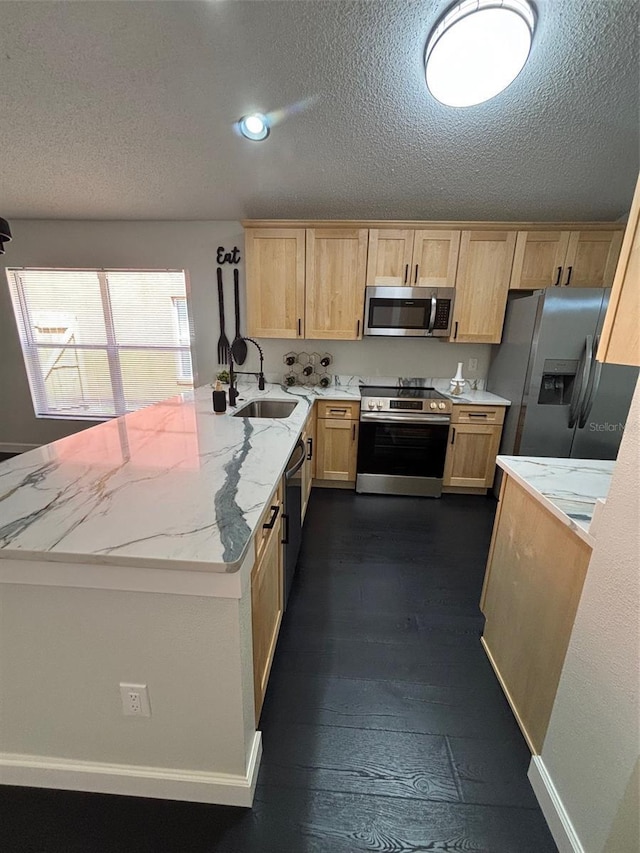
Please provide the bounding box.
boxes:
[305,228,368,339]
[451,231,517,344]
[563,230,624,287]
[245,228,305,338]
[366,229,460,287]
[510,229,624,290]
[510,231,571,289]
[597,176,640,367]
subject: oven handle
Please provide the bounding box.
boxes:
[360,412,451,425]
[428,296,437,335]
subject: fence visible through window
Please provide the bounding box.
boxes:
[6,268,193,419]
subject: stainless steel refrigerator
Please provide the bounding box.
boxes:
[488,288,638,462]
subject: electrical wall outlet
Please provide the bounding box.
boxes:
[468,358,478,372]
[120,683,151,717]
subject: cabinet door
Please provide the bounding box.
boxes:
[563,230,624,288]
[412,230,460,287]
[366,229,414,286]
[597,177,640,367]
[305,229,368,339]
[509,231,570,289]
[451,231,517,344]
[245,229,305,338]
[443,423,502,489]
[316,418,359,481]
[251,511,283,720]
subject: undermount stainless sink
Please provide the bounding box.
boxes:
[232,400,297,419]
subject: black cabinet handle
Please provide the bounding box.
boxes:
[352,423,356,440]
[414,264,419,284]
[453,321,458,340]
[450,427,456,445]
[281,513,289,545]
[263,504,280,530]
[297,318,302,336]
[404,264,409,284]
[307,437,313,460]
[554,266,562,286]
[565,266,573,286]
[356,319,360,337]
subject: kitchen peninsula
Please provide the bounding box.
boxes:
[0,377,509,807]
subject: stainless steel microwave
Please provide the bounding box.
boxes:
[364,286,455,337]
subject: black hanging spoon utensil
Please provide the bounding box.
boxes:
[232,268,247,365]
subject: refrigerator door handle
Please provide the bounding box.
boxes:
[578,336,603,429]
[568,335,593,429]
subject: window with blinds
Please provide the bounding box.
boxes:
[6,268,194,419]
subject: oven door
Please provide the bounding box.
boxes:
[356,413,450,497]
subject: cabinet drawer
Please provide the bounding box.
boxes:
[255,480,283,562]
[452,405,505,425]
[317,400,360,420]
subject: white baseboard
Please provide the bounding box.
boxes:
[0,733,262,807]
[528,756,584,853]
[0,442,39,454]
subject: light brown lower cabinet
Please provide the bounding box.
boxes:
[315,415,359,482]
[251,494,283,721]
[443,405,506,491]
[480,475,592,753]
[443,425,502,489]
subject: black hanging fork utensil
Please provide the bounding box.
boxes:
[216,267,230,365]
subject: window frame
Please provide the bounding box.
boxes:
[6,267,194,421]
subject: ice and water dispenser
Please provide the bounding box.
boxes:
[537,359,578,405]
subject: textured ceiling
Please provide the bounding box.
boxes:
[0,0,638,221]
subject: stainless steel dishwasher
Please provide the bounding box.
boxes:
[282,438,306,609]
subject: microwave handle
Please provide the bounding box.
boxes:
[428,296,437,335]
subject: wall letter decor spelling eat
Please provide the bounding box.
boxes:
[217,246,241,265]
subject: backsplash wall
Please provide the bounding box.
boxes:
[253,338,491,387]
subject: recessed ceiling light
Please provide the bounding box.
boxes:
[238,113,270,141]
[425,0,536,108]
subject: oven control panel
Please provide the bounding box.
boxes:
[361,395,452,415]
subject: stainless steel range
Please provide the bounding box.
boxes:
[356,386,452,498]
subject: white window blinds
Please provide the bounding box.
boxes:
[6,268,194,419]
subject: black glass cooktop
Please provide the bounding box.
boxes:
[360,385,448,400]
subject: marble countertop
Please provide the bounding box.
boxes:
[0,376,508,575]
[321,376,510,407]
[0,382,328,573]
[497,456,615,546]
[439,388,511,406]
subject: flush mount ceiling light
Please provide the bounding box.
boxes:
[238,113,270,141]
[0,218,12,255]
[425,0,536,108]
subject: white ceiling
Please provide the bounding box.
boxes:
[0,0,638,221]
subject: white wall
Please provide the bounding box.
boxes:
[1,220,243,447]
[1,220,491,448]
[0,585,252,774]
[533,376,640,853]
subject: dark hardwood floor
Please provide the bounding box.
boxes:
[0,489,558,852]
